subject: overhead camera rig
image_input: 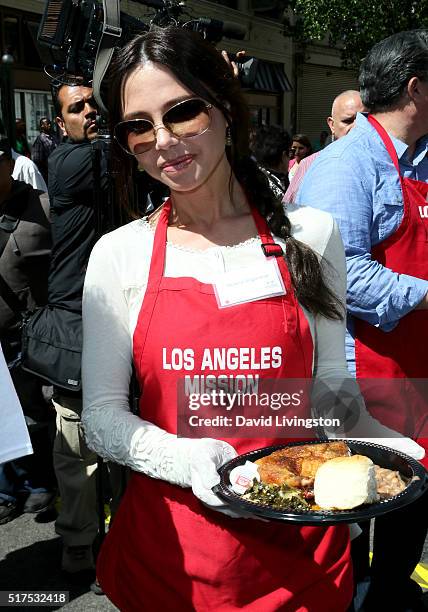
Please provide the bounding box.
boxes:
[36,0,258,220]
[37,0,255,116]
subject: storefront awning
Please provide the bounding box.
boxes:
[254,59,292,92]
[239,56,292,92]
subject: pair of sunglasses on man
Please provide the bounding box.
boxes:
[114,98,215,155]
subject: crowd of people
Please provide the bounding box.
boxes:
[0,92,120,584]
[0,23,427,612]
[0,134,54,521]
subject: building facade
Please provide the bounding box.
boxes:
[0,0,357,149]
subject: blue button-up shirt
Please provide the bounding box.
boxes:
[296,112,428,374]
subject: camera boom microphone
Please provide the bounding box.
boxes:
[189,18,247,43]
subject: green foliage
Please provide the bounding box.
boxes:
[288,0,428,67]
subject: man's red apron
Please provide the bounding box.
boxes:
[355,115,428,467]
[97,200,352,611]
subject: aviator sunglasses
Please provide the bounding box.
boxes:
[114,98,213,156]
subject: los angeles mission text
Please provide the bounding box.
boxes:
[163,346,340,432]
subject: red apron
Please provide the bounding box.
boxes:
[355,115,428,467]
[97,200,352,611]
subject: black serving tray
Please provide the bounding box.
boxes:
[212,439,428,525]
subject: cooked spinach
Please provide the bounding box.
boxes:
[243,479,310,511]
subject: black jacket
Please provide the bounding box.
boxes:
[47,141,108,312]
[32,132,60,182]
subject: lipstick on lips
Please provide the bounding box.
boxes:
[161,155,194,173]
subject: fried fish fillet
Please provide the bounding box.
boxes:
[255,441,350,487]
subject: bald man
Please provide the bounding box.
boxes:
[284,90,364,203]
[327,89,364,140]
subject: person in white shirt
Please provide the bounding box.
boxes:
[0,344,32,466]
[81,27,423,612]
[11,150,47,192]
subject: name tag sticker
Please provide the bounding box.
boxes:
[214,258,286,308]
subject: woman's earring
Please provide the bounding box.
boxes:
[225,126,232,147]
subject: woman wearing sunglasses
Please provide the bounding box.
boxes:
[81,27,354,611]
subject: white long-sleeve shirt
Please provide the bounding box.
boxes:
[81,200,424,502]
[81,203,356,470]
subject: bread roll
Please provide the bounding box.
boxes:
[314,455,379,510]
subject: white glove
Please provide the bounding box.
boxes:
[349,436,425,461]
[186,438,245,517]
[180,438,268,519]
[323,409,425,460]
[130,422,258,518]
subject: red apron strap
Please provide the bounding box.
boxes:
[133,199,171,371]
[145,199,172,286]
[251,206,281,252]
[146,199,293,295]
[367,114,400,174]
[251,205,295,295]
[151,201,285,273]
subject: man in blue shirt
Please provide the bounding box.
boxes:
[297,30,428,612]
[298,94,428,378]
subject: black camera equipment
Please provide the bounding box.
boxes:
[37,0,250,220]
[37,0,248,116]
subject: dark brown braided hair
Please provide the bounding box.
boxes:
[107,27,343,320]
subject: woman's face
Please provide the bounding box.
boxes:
[121,62,229,192]
[291,140,310,162]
